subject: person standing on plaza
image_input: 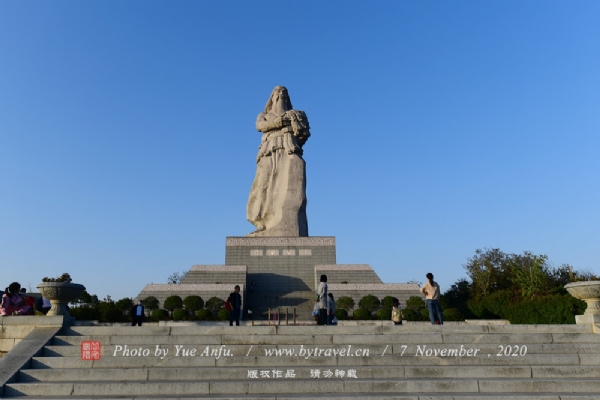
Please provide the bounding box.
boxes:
[327,293,336,325]
[228,285,242,326]
[391,298,403,325]
[131,299,145,326]
[316,275,328,325]
[420,273,443,325]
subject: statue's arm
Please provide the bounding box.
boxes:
[256,113,288,132]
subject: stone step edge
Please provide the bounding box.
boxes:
[3,394,600,400]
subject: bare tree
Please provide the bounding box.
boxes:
[167,271,186,284]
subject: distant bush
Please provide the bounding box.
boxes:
[358,295,380,312]
[206,297,224,314]
[336,296,355,311]
[163,296,183,313]
[405,296,426,311]
[195,309,213,320]
[151,309,170,321]
[183,296,204,313]
[442,308,464,321]
[335,309,348,321]
[102,309,124,322]
[70,306,101,321]
[143,296,160,311]
[420,308,430,321]
[353,308,371,320]
[172,309,187,321]
[468,290,515,319]
[217,309,231,321]
[503,294,586,324]
[402,308,419,321]
[376,308,392,320]
[381,296,396,309]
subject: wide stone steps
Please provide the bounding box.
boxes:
[3,323,600,398]
[17,365,600,381]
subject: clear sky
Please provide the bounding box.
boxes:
[1,1,598,300]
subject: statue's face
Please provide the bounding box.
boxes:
[273,86,288,101]
[270,86,290,114]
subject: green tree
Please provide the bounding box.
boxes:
[143,296,160,311]
[405,296,425,311]
[381,296,396,309]
[464,248,512,297]
[441,278,474,318]
[205,297,224,314]
[336,296,355,311]
[115,297,134,314]
[183,296,204,313]
[508,252,549,298]
[163,296,183,314]
[358,295,380,312]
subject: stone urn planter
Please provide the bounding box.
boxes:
[565,281,600,317]
[37,282,86,316]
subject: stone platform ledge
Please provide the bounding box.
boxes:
[576,314,600,325]
[226,236,335,247]
[0,316,64,327]
[328,283,420,291]
[140,283,246,291]
[465,319,510,325]
[189,265,247,272]
[316,264,373,271]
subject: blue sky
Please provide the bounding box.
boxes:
[1,1,598,300]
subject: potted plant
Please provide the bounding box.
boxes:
[37,273,86,316]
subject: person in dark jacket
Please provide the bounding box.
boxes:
[228,285,242,326]
[131,299,145,326]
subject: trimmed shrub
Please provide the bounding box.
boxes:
[353,308,371,320]
[376,308,392,320]
[405,296,426,311]
[468,290,515,319]
[172,309,187,321]
[102,308,124,322]
[335,309,348,321]
[420,308,430,321]
[503,294,586,324]
[206,297,224,314]
[217,308,231,321]
[358,295,380,312]
[70,306,101,321]
[381,296,396,309]
[183,296,204,313]
[195,309,213,320]
[402,308,419,321]
[151,309,170,321]
[163,296,183,313]
[443,308,465,321]
[336,296,355,311]
[143,296,160,311]
[115,298,134,313]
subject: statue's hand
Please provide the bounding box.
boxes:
[278,115,290,127]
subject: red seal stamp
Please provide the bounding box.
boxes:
[81,341,101,360]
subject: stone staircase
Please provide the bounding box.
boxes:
[3,322,600,399]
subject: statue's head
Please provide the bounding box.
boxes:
[265,86,292,114]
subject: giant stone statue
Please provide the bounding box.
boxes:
[247,86,310,237]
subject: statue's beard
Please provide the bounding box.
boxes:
[271,95,289,115]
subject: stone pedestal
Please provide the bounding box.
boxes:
[575,314,600,325]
